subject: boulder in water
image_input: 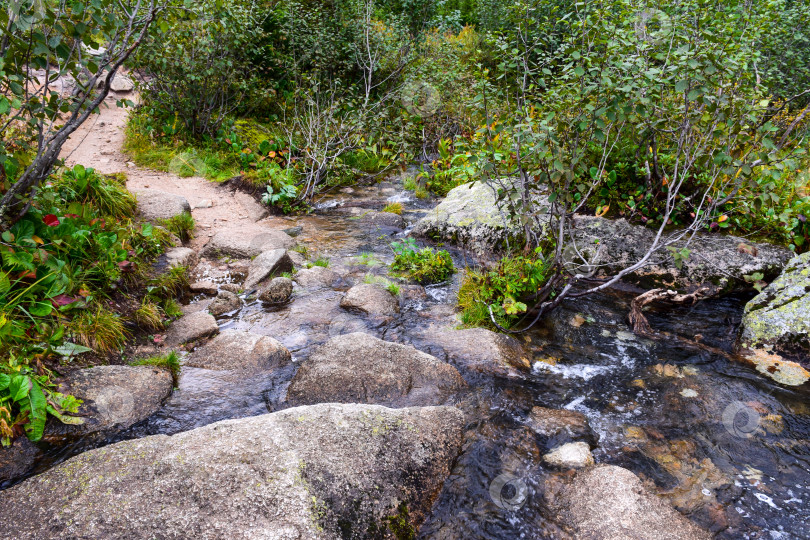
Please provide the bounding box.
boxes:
[0,403,465,540]
[185,329,290,372]
[340,283,399,317]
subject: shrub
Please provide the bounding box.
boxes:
[159,212,195,243]
[390,238,454,284]
[54,165,137,219]
[382,202,403,215]
[458,251,551,330]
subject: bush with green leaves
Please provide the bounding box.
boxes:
[390,238,454,284]
[458,250,551,329]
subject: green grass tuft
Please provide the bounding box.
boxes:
[132,351,181,385]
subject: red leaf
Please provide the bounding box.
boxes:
[64,213,79,219]
[43,214,60,227]
[51,294,79,307]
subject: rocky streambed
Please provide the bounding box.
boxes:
[1,119,809,538]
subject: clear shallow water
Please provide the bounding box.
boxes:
[8,179,810,539]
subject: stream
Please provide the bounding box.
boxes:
[10,176,810,539]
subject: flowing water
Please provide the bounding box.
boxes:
[7,177,810,539]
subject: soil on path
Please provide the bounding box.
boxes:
[59,93,289,251]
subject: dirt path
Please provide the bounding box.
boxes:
[60,92,288,251]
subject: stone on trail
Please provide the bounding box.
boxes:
[185,329,290,372]
[340,283,399,317]
[285,332,466,408]
[165,311,219,346]
[162,246,197,269]
[202,226,296,258]
[0,403,465,540]
[259,276,294,304]
[48,365,172,437]
[243,248,293,290]
[546,464,711,539]
[207,290,241,317]
[233,191,269,222]
[135,190,191,222]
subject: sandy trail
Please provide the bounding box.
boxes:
[60,93,289,251]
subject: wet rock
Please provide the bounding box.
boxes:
[0,403,464,540]
[286,332,466,408]
[543,442,594,469]
[529,406,598,448]
[740,348,809,387]
[163,247,197,269]
[243,248,293,290]
[233,191,269,222]
[259,277,293,304]
[220,283,241,294]
[294,266,340,288]
[165,311,219,346]
[546,465,711,539]
[740,251,810,357]
[47,366,172,438]
[135,190,191,222]
[361,210,406,229]
[0,437,40,486]
[340,283,399,316]
[418,326,530,377]
[208,290,241,317]
[189,280,218,295]
[416,181,791,290]
[282,226,303,237]
[202,226,296,258]
[186,329,290,372]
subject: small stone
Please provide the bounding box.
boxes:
[529,407,598,447]
[680,388,698,398]
[543,442,594,469]
[208,290,241,317]
[282,226,303,237]
[194,199,213,209]
[163,247,197,269]
[189,281,218,295]
[220,283,241,294]
[259,277,293,304]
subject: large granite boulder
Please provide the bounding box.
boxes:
[414,181,791,290]
[286,332,466,407]
[740,251,810,356]
[186,329,291,372]
[0,403,465,540]
[135,190,191,222]
[47,365,173,438]
[546,465,711,539]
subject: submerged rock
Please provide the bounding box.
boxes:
[202,226,296,258]
[0,437,40,486]
[285,332,466,408]
[543,441,594,469]
[259,276,293,304]
[740,251,810,357]
[340,283,399,317]
[529,406,598,448]
[0,403,464,539]
[243,248,293,290]
[546,465,711,539]
[48,365,172,438]
[165,311,219,346]
[208,290,241,317]
[186,329,290,372]
[135,190,191,222]
[415,181,791,290]
[361,209,406,229]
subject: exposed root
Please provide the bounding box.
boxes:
[628,284,718,337]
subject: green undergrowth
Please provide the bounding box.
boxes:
[458,250,552,330]
[132,351,181,386]
[0,165,181,446]
[390,238,454,285]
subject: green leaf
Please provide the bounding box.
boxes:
[53,342,93,357]
[0,374,10,391]
[9,375,31,402]
[0,96,9,115]
[28,301,53,317]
